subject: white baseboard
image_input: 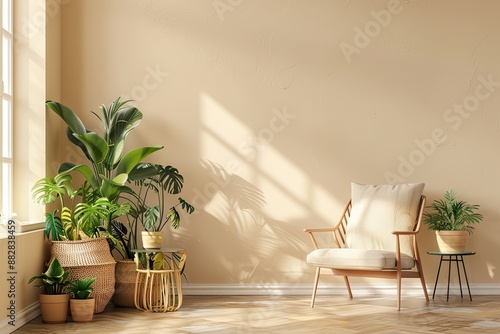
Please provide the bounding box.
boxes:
[182,283,500,296]
[0,302,40,334]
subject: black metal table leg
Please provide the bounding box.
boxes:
[432,255,444,299]
[446,255,451,301]
[460,255,473,301]
[455,255,463,298]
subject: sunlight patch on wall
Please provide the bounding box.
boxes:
[199,92,255,174]
[199,91,341,225]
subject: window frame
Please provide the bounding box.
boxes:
[0,0,13,224]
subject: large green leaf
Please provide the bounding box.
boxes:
[44,210,64,241]
[128,163,160,181]
[100,173,129,200]
[115,146,164,176]
[159,165,184,194]
[108,106,143,144]
[46,101,86,135]
[32,174,74,205]
[58,163,98,190]
[44,258,67,282]
[74,132,109,164]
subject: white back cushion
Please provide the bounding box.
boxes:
[346,182,425,255]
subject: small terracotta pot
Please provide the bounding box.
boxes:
[70,298,95,323]
[39,293,70,324]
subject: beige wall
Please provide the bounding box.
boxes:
[53,0,500,286]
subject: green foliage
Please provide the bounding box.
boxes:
[423,189,484,235]
[28,258,69,295]
[32,176,131,240]
[66,278,96,299]
[46,97,163,202]
[126,164,195,232]
[32,97,163,241]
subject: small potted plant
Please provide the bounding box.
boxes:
[66,277,96,323]
[125,164,194,249]
[423,189,484,252]
[28,258,70,324]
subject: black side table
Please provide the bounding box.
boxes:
[427,251,475,301]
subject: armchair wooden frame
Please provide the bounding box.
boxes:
[304,196,429,311]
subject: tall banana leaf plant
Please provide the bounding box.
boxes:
[46,97,163,202]
[33,98,163,241]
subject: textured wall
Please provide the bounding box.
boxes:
[57,0,500,285]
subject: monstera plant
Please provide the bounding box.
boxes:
[112,163,195,260]
[32,97,163,242]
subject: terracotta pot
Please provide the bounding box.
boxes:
[70,298,95,323]
[142,231,163,249]
[39,294,70,324]
[436,230,468,252]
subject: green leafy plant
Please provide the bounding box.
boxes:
[423,189,484,235]
[32,175,130,240]
[46,97,163,203]
[28,258,69,294]
[66,278,96,299]
[131,164,195,232]
[111,163,195,260]
[32,97,162,241]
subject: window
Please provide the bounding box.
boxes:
[0,0,13,223]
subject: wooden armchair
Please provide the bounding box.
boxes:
[304,183,429,310]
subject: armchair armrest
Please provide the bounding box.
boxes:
[392,231,418,235]
[303,227,339,233]
[304,201,351,250]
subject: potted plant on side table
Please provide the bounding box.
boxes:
[117,163,194,251]
[111,163,194,307]
[67,277,96,323]
[423,189,484,252]
[28,258,70,324]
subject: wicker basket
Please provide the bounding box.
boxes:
[113,259,137,308]
[50,237,116,314]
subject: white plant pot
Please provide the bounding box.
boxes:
[142,231,163,249]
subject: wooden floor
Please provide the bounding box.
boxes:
[14,294,500,333]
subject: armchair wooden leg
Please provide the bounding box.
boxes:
[343,276,353,298]
[311,267,321,308]
[416,261,429,301]
[396,271,402,311]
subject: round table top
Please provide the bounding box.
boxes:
[427,251,476,256]
[132,248,185,253]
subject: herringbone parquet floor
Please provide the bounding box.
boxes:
[13,294,500,333]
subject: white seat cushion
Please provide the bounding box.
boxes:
[306,248,415,270]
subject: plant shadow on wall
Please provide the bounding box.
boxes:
[194,160,307,282]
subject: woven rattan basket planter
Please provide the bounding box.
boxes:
[113,259,137,308]
[50,237,116,313]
